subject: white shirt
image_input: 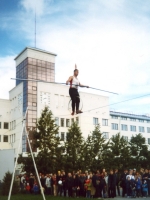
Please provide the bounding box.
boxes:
[70,76,80,89]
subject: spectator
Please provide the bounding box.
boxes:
[120,169,128,197]
[58,178,63,196]
[29,173,34,194]
[33,182,39,195]
[66,173,73,197]
[142,180,148,197]
[52,174,57,196]
[114,169,120,196]
[135,175,142,197]
[26,183,30,194]
[45,174,52,195]
[84,178,92,198]
[108,170,116,198]
[40,174,46,193]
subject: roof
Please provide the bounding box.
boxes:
[110,111,150,120]
[14,47,57,60]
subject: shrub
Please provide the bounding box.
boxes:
[2,171,19,195]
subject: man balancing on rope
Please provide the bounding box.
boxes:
[66,65,89,115]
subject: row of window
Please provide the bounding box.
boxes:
[93,118,108,126]
[120,136,150,144]
[0,134,15,143]
[10,121,16,130]
[111,115,150,123]
[58,132,109,141]
[0,122,9,129]
[55,117,79,127]
[111,123,150,133]
[0,135,9,142]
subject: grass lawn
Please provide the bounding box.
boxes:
[0,195,94,200]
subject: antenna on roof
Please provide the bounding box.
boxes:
[35,4,36,48]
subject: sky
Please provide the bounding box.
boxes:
[0,0,150,115]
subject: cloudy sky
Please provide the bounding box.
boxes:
[0,0,150,115]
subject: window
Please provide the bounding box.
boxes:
[130,118,136,121]
[93,118,98,125]
[0,135,1,142]
[139,119,144,122]
[130,125,136,132]
[139,126,145,133]
[123,136,128,142]
[147,127,150,133]
[111,116,118,119]
[121,117,127,120]
[0,122,1,129]
[102,119,108,126]
[66,119,70,127]
[14,120,16,129]
[111,123,118,130]
[60,132,65,141]
[55,117,59,126]
[13,134,15,142]
[103,132,109,139]
[148,138,150,145]
[61,118,64,127]
[147,120,150,123]
[4,122,9,129]
[76,117,79,125]
[121,124,128,131]
[3,135,8,142]
[71,118,74,125]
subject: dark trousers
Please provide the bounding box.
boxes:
[68,187,72,197]
[108,186,115,198]
[122,186,126,197]
[136,189,141,197]
[69,88,80,112]
[58,185,63,196]
[46,187,51,195]
[116,183,120,196]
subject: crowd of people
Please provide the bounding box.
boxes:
[16,168,150,198]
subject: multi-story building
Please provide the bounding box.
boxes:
[0,47,150,158]
[110,111,150,143]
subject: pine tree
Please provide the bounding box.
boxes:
[64,122,84,172]
[130,133,149,169]
[2,171,19,195]
[90,124,108,171]
[33,106,61,173]
[109,133,130,170]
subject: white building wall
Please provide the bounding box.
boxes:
[0,149,15,180]
[9,83,24,155]
[0,99,11,149]
[37,82,110,139]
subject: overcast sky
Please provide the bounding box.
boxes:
[0,0,150,115]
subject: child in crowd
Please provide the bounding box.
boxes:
[84,178,92,198]
[135,177,141,197]
[33,182,39,195]
[26,183,30,194]
[142,180,148,198]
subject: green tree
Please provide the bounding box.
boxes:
[109,133,131,170]
[130,133,149,169]
[2,171,19,195]
[64,122,84,172]
[33,106,61,173]
[80,124,108,172]
[18,107,61,173]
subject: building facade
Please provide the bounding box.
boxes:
[0,47,150,157]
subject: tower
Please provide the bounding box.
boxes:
[14,47,57,151]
